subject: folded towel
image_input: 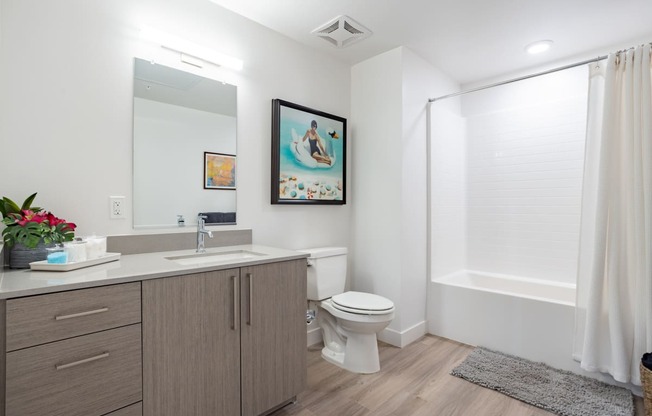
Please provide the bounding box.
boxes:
[199,212,236,224]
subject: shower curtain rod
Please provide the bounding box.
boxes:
[428,55,608,102]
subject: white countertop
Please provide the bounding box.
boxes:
[0,245,308,299]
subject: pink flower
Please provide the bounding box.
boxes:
[31,212,48,224]
[46,212,61,225]
[45,212,76,231]
[18,210,47,224]
[12,210,75,231]
[62,221,77,231]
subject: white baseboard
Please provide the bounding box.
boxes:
[378,320,427,348]
[308,321,427,349]
[307,325,322,347]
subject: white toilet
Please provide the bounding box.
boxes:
[302,247,395,374]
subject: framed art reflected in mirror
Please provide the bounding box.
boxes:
[204,152,236,190]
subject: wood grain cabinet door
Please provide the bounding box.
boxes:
[240,260,307,416]
[142,269,241,416]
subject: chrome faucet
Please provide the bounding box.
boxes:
[196,214,213,253]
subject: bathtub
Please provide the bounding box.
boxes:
[428,270,578,372]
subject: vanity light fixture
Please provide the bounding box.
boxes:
[525,40,553,55]
[140,26,243,71]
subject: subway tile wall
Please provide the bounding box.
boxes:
[430,106,467,279]
[465,96,588,283]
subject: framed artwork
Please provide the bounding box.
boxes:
[204,152,236,190]
[271,99,347,205]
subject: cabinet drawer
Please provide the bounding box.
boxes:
[6,282,141,351]
[104,402,142,416]
[6,324,142,416]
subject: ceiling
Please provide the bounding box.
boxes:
[208,0,652,85]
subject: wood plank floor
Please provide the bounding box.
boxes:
[272,335,644,416]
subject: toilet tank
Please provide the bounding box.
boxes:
[300,247,348,301]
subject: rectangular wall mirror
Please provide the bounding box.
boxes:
[132,58,237,228]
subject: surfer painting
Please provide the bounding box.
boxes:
[271,99,346,205]
[302,120,332,166]
[290,121,337,169]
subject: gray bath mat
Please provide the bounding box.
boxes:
[450,347,634,416]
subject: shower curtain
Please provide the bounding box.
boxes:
[574,44,652,385]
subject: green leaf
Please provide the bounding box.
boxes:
[21,192,38,211]
[0,197,20,218]
[0,193,40,218]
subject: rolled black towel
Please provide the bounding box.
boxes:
[199,212,235,224]
[642,352,652,371]
[199,212,223,224]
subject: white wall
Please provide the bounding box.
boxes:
[351,47,459,346]
[0,0,350,250]
[350,48,403,340]
[462,67,588,283]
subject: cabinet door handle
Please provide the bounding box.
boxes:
[232,275,239,330]
[55,352,110,370]
[55,307,109,321]
[247,273,253,326]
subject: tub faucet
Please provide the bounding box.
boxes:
[196,214,213,253]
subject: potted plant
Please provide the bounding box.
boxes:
[1,193,77,269]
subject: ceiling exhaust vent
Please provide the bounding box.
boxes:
[311,15,372,48]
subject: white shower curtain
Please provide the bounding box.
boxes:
[574,44,652,385]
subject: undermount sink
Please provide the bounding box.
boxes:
[166,250,266,266]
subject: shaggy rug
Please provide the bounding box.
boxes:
[450,347,634,416]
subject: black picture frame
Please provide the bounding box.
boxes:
[271,99,347,205]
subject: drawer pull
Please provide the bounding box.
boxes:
[55,352,110,370]
[54,307,109,321]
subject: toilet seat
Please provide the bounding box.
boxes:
[331,291,394,315]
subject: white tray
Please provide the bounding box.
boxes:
[30,252,121,272]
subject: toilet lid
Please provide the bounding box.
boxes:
[331,291,394,315]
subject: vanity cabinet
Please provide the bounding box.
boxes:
[142,259,307,416]
[240,261,307,416]
[142,268,241,415]
[1,282,143,416]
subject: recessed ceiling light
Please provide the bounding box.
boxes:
[525,40,553,55]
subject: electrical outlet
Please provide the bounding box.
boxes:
[110,196,126,219]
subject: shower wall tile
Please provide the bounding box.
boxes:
[430,106,466,279]
[465,96,587,284]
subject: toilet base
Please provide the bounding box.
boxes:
[321,346,345,368]
[321,332,381,374]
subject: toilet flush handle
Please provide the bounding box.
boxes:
[306,259,314,267]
